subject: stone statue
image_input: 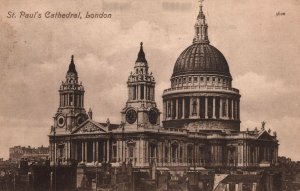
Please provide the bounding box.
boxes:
[261,121,266,130]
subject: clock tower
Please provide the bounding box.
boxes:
[121,43,160,129]
[53,55,88,134]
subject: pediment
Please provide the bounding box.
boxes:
[257,131,274,141]
[72,119,107,134]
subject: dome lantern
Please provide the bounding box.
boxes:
[193,0,209,44]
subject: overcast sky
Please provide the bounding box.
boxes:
[0,0,299,160]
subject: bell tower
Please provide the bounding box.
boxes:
[53,55,88,134]
[121,43,160,129]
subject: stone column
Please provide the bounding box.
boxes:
[77,95,80,107]
[93,142,96,162]
[85,142,88,163]
[205,97,208,118]
[81,142,84,162]
[144,84,147,100]
[189,97,193,117]
[82,95,84,107]
[256,146,259,165]
[197,97,200,117]
[166,100,169,119]
[240,144,244,166]
[137,84,140,100]
[220,98,223,119]
[233,100,236,120]
[231,99,234,120]
[73,143,77,161]
[60,95,63,107]
[60,95,62,107]
[68,142,71,160]
[226,98,229,119]
[140,139,144,165]
[237,100,240,120]
[236,100,239,120]
[146,141,149,164]
[79,94,81,107]
[169,142,171,164]
[212,97,216,119]
[64,142,68,161]
[101,141,105,162]
[163,101,167,120]
[170,99,174,119]
[96,141,99,162]
[106,140,110,162]
[176,98,179,119]
[182,98,185,119]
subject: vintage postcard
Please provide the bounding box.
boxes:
[0,0,299,190]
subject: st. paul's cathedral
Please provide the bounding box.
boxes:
[49,2,279,190]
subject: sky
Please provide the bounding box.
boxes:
[0,0,299,160]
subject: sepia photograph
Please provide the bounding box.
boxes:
[0,0,299,190]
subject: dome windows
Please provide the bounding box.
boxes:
[194,77,198,82]
[170,75,232,89]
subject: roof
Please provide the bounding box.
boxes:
[172,43,231,77]
[221,174,261,184]
[67,55,77,75]
[136,42,147,63]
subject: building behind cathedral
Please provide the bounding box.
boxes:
[49,2,279,191]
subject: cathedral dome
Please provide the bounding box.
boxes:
[172,43,231,77]
[172,3,231,78]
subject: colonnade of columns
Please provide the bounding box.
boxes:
[50,139,278,167]
[59,93,84,108]
[72,140,110,163]
[128,84,155,101]
[163,96,240,121]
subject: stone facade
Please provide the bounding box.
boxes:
[48,2,279,190]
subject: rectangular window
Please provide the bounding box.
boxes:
[200,77,204,81]
[194,77,198,82]
[188,77,192,82]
